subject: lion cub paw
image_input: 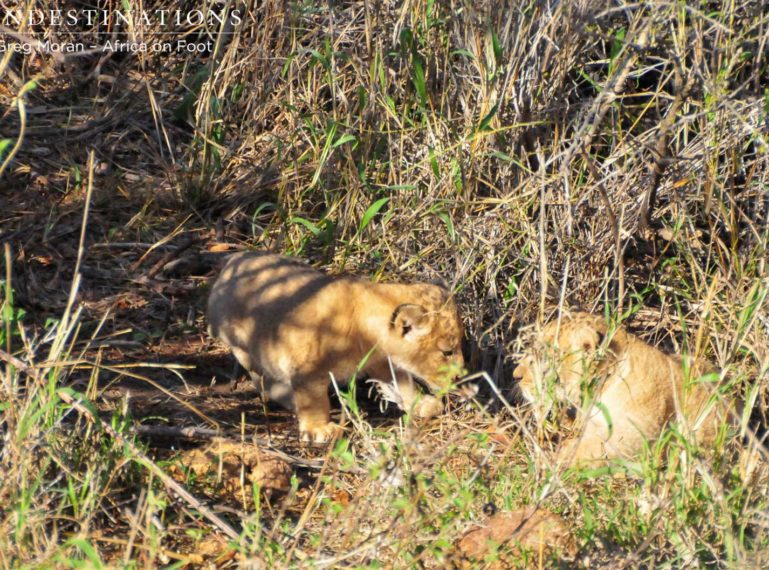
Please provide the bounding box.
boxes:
[414,395,444,419]
[453,382,479,402]
[299,421,342,444]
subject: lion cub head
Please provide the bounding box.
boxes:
[513,312,624,408]
[386,284,464,392]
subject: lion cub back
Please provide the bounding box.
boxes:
[207,252,333,353]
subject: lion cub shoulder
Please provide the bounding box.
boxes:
[513,311,734,465]
[207,252,465,442]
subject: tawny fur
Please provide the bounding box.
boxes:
[513,312,734,466]
[207,252,464,442]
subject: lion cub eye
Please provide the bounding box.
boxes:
[441,349,454,358]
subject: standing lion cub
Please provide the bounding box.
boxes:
[207,252,465,442]
[513,312,735,465]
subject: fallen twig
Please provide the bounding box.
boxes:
[144,234,199,279]
[133,424,326,470]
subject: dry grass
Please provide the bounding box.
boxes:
[2,0,769,567]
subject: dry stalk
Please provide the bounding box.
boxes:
[638,69,697,234]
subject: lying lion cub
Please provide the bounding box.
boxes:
[207,252,465,442]
[513,312,734,465]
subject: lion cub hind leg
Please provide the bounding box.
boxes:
[292,376,341,443]
[258,373,295,411]
[229,346,295,410]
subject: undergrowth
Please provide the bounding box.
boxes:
[1,0,769,567]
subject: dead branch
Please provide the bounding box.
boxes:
[558,17,651,173]
[638,69,697,234]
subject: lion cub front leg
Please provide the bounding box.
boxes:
[396,372,443,419]
[558,433,608,467]
[558,414,628,467]
[292,376,341,443]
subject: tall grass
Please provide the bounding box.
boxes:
[1,0,769,566]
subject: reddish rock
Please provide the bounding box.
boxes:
[456,507,577,567]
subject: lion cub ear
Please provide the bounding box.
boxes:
[391,304,430,338]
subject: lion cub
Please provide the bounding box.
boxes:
[207,252,465,442]
[513,312,733,465]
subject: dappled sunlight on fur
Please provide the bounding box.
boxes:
[207,252,465,442]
